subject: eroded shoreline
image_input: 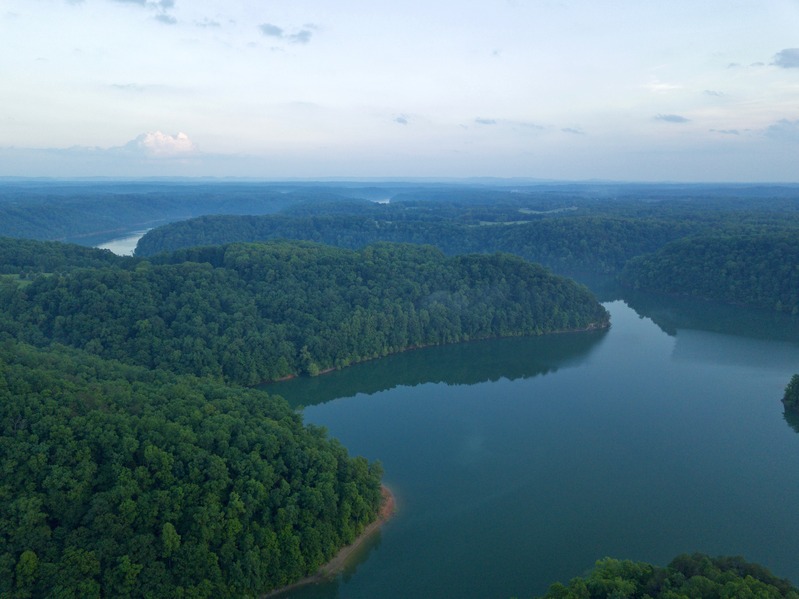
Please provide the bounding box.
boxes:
[263,484,396,598]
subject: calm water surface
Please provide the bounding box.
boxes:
[269,298,799,598]
[95,230,149,256]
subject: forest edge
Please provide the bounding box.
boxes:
[262,485,396,598]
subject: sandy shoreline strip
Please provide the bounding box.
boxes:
[262,484,396,598]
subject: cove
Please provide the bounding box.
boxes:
[267,298,799,598]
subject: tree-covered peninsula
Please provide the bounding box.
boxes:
[0,340,383,598]
[3,239,609,385]
[535,553,799,598]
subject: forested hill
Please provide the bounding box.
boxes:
[2,239,609,385]
[620,232,799,314]
[134,188,799,277]
[0,236,127,275]
[135,211,695,275]
[0,340,383,598]
[0,181,350,242]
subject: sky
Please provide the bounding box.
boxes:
[1,0,798,181]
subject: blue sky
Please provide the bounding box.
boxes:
[2,0,798,181]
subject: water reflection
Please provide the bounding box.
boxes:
[670,329,799,369]
[266,330,608,408]
[622,289,799,343]
[783,408,799,434]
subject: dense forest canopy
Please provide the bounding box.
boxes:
[0,236,127,276]
[136,211,697,276]
[620,232,799,314]
[0,340,382,598]
[535,553,799,598]
[1,238,608,385]
[133,185,799,306]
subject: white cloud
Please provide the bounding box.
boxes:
[126,131,197,156]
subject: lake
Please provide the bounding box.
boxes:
[267,294,799,598]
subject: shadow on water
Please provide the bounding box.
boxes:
[265,329,608,409]
[622,289,799,343]
[783,408,799,435]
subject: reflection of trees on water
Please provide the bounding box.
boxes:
[623,290,799,438]
[622,289,799,342]
[267,330,608,408]
[783,408,799,435]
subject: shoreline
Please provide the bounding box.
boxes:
[263,320,610,387]
[262,484,396,598]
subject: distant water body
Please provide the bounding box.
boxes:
[95,230,148,256]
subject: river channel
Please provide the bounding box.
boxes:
[267,296,799,598]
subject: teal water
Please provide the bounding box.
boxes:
[268,298,799,598]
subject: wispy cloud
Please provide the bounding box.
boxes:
[111,83,146,92]
[773,48,799,69]
[195,18,221,28]
[155,13,176,25]
[645,79,682,93]
[561,127,585,135]
[704,90,725,97]
[109,0,173,8]
[289,30,313,44]
[710,128,740,135]
[394,114,409,125]
[655,114,690,123]
[475,118,497,125]
[107,0,175,24]
[259,23,315,44]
